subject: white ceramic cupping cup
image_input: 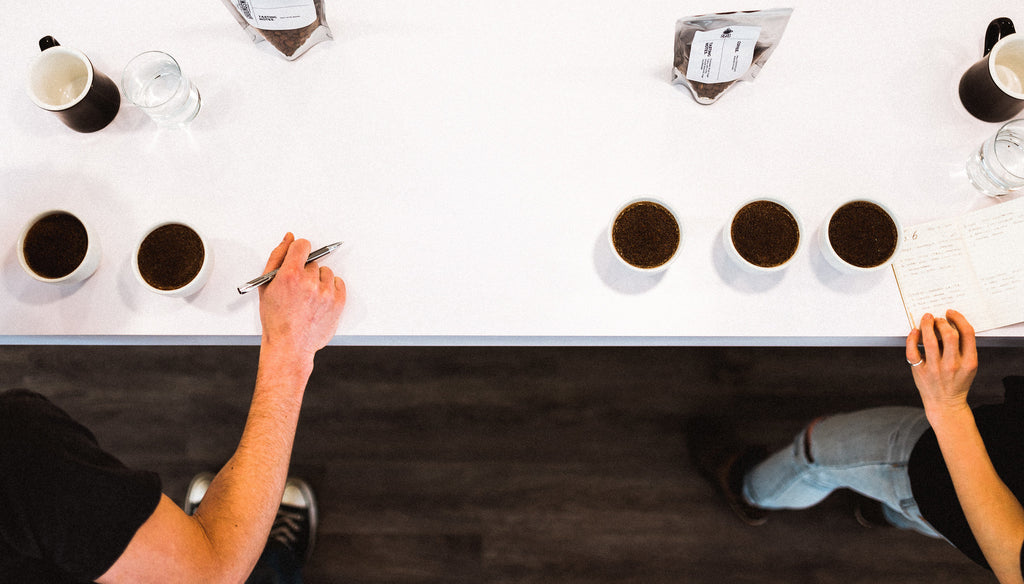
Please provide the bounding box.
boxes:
[723,198,803,273]
[819,199,902,273]
[132,221,212,297]
[17,210,101,284]
[608,197,684,273]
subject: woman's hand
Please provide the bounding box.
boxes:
[905,309,978,416]
[905,310,1024,584]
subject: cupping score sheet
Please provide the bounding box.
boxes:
[893,195,1024,332]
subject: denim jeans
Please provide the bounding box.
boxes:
[742,406,943,538]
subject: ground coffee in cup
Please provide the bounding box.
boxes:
[21,211,89,279]
[611,200,681,270]
[136,223,205,291]
[827,201,899,269]
[729,200,800,269]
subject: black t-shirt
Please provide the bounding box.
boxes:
[0,389,162,583]
[909,381,1024,572]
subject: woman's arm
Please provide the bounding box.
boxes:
[907,310,1024,584]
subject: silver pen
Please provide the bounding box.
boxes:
[237,242,343,294]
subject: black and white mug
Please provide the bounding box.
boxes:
[27,36,120,133]
[959,18,1024,123]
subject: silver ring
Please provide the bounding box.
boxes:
[908,358,924,367]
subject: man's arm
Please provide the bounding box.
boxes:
[907,310,1024,584]
[98,233,346,584]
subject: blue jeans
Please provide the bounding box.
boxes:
[742,406,943,538]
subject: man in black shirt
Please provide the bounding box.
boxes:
[0,233,346,584]
[693,310,1024,584]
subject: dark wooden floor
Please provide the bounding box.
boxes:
[2,344,1020,583]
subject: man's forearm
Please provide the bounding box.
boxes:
[928,406,1024,584]
[99,235,344,584]
[191,346,314,582]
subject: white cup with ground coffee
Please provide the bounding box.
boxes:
[820,199,901,273]
[609,198,683,273]
[724,198,802,273]
[132,222,212,297]
[18,210,101,284]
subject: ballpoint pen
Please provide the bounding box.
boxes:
[237,241,343,294]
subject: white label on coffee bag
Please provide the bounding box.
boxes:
[686,26,761,84]
[232,0,316,30]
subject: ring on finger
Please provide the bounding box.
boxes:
[907,358,924,367]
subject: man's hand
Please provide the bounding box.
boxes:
[905,309,978,416]
[98,233,347,584]
[258,233,346,363]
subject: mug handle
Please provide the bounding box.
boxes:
[38,36,60,51]
[985,18,1016,56]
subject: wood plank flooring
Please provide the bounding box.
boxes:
[2,345,1021,583]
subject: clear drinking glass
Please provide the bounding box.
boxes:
[121,51,201,127]
[966,119,1024,196]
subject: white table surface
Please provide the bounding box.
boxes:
[3,0,1024,346]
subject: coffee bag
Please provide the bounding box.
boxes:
[222,0,332,61]
[672,8,793,105]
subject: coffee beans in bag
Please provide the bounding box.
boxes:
[222,0,332,60]
[672,8,792,105]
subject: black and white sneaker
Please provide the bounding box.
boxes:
[183,473,318,565]
[184,471,215,516]
[270,477,318,566]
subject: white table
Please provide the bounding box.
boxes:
[3,0,1023,346]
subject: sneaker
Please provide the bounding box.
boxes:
[182,473,318,565]
[852,495,893,529]
[719,446,771,526]
[686,416,770,526]
[270,477,318,566]
[184,472,215,516]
